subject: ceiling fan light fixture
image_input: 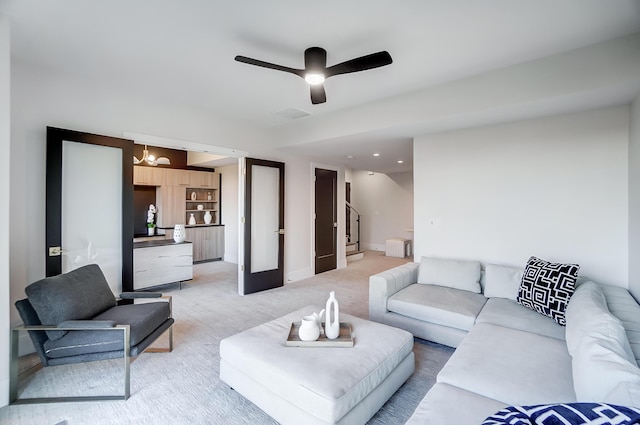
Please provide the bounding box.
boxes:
[305,73,325,85]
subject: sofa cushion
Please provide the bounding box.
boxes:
[405,383,507,425]
[25,264,117,341]
[516,256,579,326]
[599,283,640,365]
[475,298,565,340]
[437,323,576,405]
[565,281,635,360]
[417,257,482,293]
[387,284,487,331]
[566,282,640,406]
[43,302,170,358]
[482,403,640,425]
[483,264,522,301]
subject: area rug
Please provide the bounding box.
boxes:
[1,252,453,425]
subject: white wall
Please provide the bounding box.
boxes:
[630,94,640,299]
[414,106,629,287]
[351,170,414,252]
[219,162,239,264]
[0,13,10,407]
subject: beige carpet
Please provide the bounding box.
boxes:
[0,252,454,425]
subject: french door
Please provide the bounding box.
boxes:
[45,127,134,294]
[239,158,285,295]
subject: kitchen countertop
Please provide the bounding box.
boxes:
[133,240,192,249]
[157,224,225,230]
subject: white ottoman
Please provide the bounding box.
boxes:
[220,306,415,425]
[385,238,411,258]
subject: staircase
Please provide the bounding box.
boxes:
[346,201,364,262]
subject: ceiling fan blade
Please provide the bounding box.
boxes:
[310,84,327,104]
[235,55,304,77]
[325,51,392,78]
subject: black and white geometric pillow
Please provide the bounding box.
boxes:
[482,403,640,425]
[516,256,579,326]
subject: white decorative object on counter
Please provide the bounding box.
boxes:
[147,204,157,235]
[204,211,212,224]
[325,291,340,339]
[173,224,186,243]
[298,316,320,341]
[188,213,196,225]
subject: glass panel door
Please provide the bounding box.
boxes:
[250,164,279,273]
[62,141,123,294]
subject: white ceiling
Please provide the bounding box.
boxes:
[3,0,640,173]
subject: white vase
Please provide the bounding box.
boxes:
[325,291,340,339]
[204,211,212,224]
[147,227,155,236]
[188,213,196,225]
[298,316,320,341]
[173,224,186,243]
[190,192,197,201]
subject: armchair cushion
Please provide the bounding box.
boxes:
[43,302,170,359]
[25,264,117,341]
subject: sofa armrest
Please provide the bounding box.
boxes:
[369,262,420,322]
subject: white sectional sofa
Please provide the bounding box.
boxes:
[369,257,640,424]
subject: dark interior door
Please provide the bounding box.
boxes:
[315,168,337,274]
[46,127,134,293]
[242,158,285,295]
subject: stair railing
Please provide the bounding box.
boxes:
[346,201,361,252]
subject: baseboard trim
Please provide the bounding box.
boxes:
[363,243,385,252]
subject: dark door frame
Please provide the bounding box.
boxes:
[314,167,337,274]
[242,157,285,295]
[46,127,134,292]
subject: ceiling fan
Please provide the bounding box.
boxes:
[234,47,393,104]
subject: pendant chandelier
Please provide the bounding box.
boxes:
[133,145,170,166]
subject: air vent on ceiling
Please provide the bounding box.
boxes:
[275,107,311,120]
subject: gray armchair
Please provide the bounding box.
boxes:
[11,263,174,404]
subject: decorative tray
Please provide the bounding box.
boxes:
[286,322,354,347]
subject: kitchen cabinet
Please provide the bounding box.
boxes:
[133,240,193,290]
[134,166,166,186]
[185,226,224,262]
[157,185,186,227]
[165,168,191,186]
[189,170,217,188]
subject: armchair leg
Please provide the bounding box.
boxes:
[10,325,131,404]
[144,325,173,353]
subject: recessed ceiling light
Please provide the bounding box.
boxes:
[373,153,380,157]
[397,160,404,164]
[346,155,354,159]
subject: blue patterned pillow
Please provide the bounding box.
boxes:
[516,256,579,326]
[482,403,640,425]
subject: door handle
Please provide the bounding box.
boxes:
[48,246,68,256]
[333,222,338,228]
[275,229,285,235]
